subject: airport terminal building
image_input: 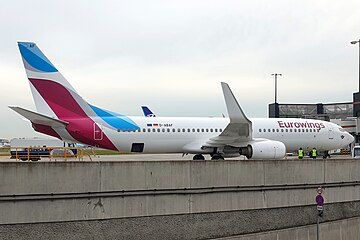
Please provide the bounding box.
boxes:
[269,102,357,139]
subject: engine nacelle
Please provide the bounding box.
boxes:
[239,140,286,159]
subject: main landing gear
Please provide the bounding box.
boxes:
[193,154,205,160]
[211,154,224,160]
[192,152,225,160]
[210,147,225,160]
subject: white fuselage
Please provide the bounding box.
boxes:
[95,116,353,154]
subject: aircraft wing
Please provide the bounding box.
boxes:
[9,106,68,127]
[203,82,252,147]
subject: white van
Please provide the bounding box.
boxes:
[352,145,360,158]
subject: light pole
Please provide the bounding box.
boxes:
[351,39,360,92]
[271,73,282,104]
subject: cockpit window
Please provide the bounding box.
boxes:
[339,128,346,132]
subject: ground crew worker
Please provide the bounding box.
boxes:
[298,148,304,159]
[311,147,317,159]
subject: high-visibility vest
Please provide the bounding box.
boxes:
[298,149,303,157]
[312,149,317,156]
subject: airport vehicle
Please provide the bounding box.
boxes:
[10,137,77,161]
[141,106,156,117]
[0,139,10,147]
[352,145,360,158]
[10,42,354,160]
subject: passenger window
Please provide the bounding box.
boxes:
[142,128,146,132]
[272,129,275,132]
[220,129,222,132]
[157,129,160,132]
[276,129,279,132]
[215,129,218,132]
[201,129,204,132]
[197,129,200,132]
[281,129,284,132]
[206,129,209,132]
[172,129,175,132]
[187,129,190,132]
[306,129,308,132]
[302,129,305,132]
[290,129,292,132]
[178,129,181,132]
[210,129,213,132]
[167,129,170,132]
[309,129,312,132]
[162,129,165,132]
[259,129,262,132]
[268,129,271,132]
[285,129,288,132]
[147,129,151,132]
[152,129,156,132]
[193,129,195,132]
[182,129,185,132]
[263,129,266,132]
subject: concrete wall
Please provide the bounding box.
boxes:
[1,159,360,239]
[2,159,360,194]
[1,159,360,224]
[1,201,360,240]
[219,217,360,240]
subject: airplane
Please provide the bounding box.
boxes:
[10,42,354,160]
[141,106,226,119]
[141,106,156,117]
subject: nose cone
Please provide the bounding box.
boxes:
[347,133,355,144]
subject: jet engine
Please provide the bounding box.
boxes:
[239,140,286,159]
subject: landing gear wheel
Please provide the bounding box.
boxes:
[193,154,205,160]
[211,154,224,160]
[323,150,330,159]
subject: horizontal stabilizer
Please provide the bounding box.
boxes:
[9,106,68,127]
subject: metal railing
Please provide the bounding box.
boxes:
[10,146,92,161]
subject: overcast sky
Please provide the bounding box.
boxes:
[0,0,360,139]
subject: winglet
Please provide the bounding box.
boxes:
[221,82,251,124]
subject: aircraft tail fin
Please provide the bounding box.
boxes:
[16,42,135,150]
[141,106,156,117]
[17,42,92,120]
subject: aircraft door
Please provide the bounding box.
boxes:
[328,127,334,140]
[94,123,103,140]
